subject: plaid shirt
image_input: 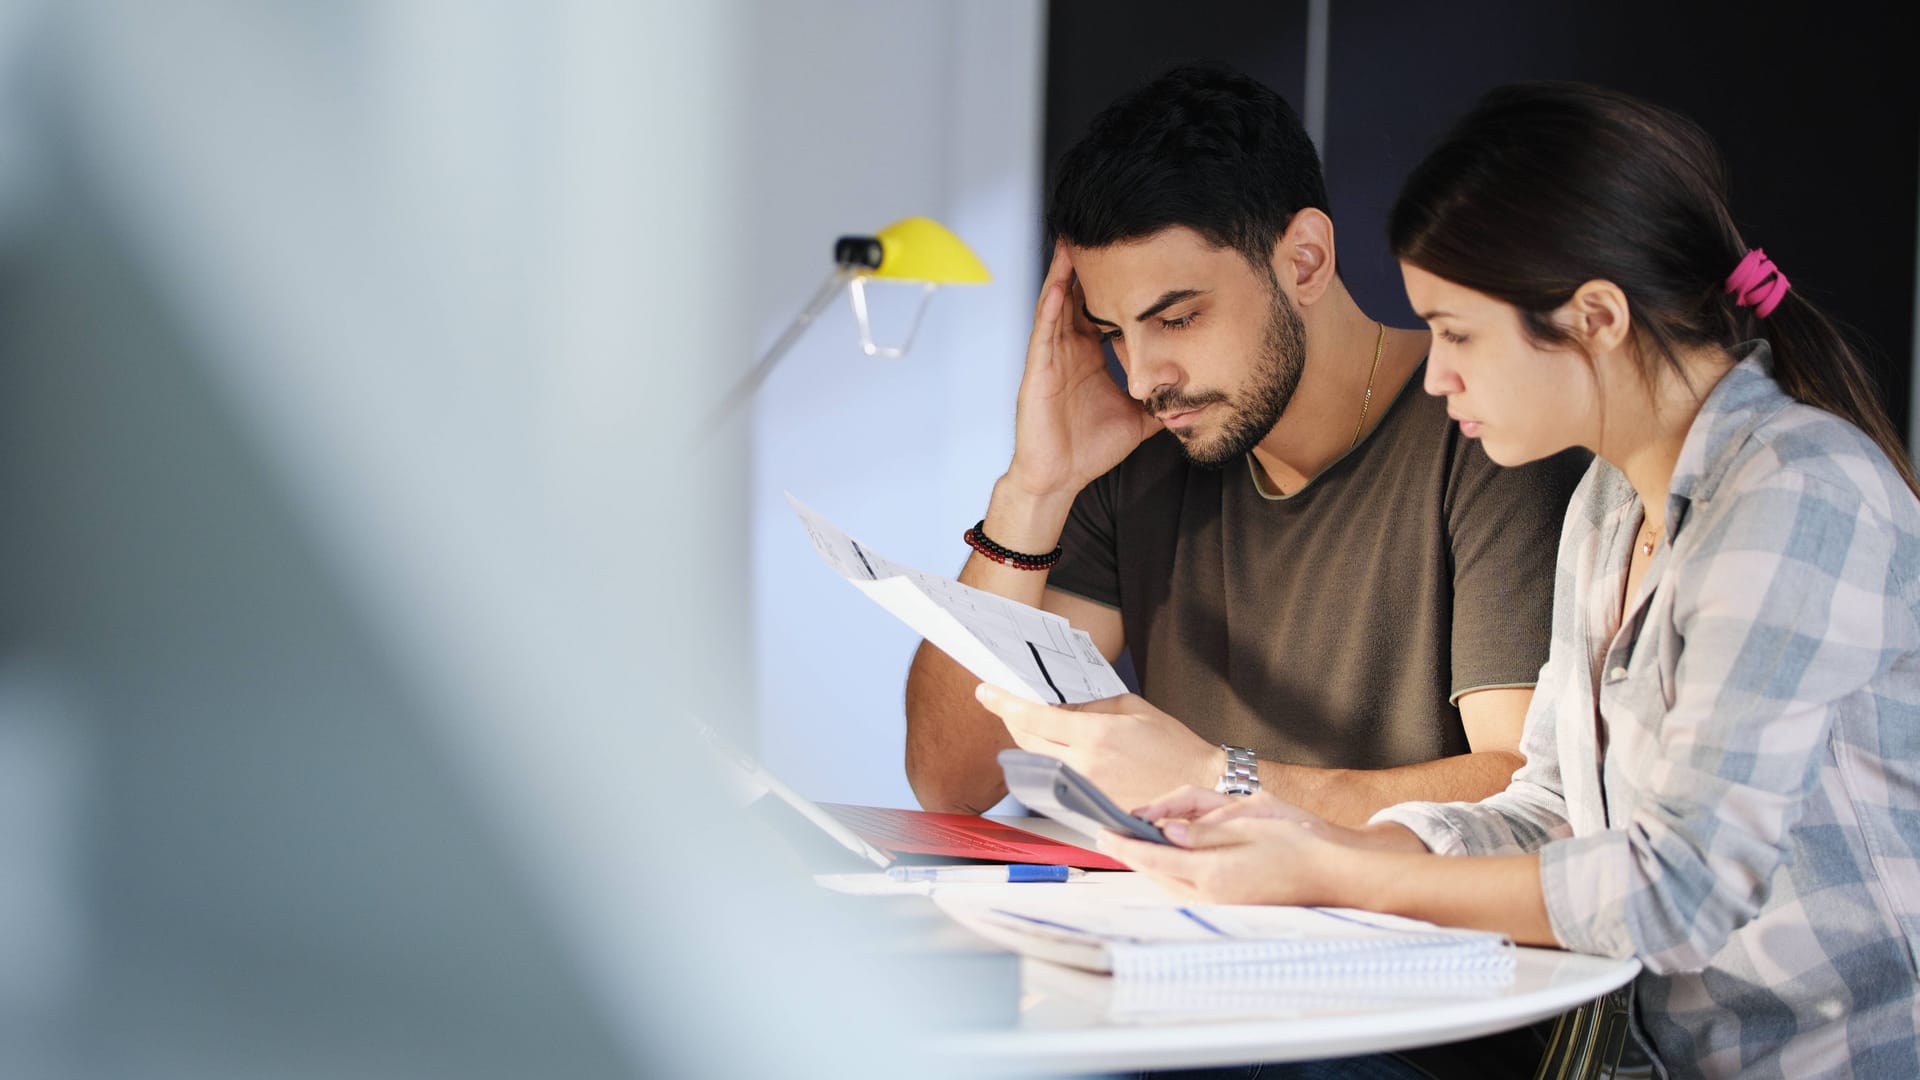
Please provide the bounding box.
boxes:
[1375,343,1920,1078]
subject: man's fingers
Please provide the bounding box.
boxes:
[975,683,1084,742]
[1046,239,1074,284]
[1006,727,1069,753]
[1061,274,1100,342]
[1026,280,1066,361]
[1030,242,1073,323]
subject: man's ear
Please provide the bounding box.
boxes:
[1272,208,1337,306]
[1560,280,1632,353]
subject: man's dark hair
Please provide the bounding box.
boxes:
[1045,63,1329,277]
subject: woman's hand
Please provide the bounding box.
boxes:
[1130,786,1323,828]
[1100,789,1370,905]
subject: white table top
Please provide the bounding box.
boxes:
[882,815,1643,1075]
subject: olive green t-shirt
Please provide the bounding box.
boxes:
[1048,363,1588,770]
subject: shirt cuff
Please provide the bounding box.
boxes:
[1539,831,1639,957]
[1369,802,1474,856]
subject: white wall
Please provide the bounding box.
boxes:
[746,2,1048,808]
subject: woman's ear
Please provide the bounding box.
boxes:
[1560,280,1632,353]
[1272,208,1337,306]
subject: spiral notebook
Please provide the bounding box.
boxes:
[934,893,1515,990]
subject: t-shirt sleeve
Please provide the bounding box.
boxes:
[1046,467,1124,610]
[1444,442,1589,701]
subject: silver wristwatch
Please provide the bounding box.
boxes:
[1216,744,1260,796]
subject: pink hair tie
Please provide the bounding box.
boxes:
[1725,248,1791,318]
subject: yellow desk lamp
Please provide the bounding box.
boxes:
[707,216,990,426]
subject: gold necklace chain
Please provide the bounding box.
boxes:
[1349,322,1386,450]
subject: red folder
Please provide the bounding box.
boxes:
[819,802,1128,871]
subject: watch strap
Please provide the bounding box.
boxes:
[1217,744,1259,796]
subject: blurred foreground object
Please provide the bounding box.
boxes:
[0,2,997,1076]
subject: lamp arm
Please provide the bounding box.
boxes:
[703,267,855,429]
[849,278,938,360]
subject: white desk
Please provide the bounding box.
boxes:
[917,816,1642,1075]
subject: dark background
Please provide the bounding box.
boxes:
[1046,0,1920,437]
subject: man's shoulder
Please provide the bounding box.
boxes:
[1096,430,1197,494]
[1117,429,1192,471]
[1422,395,1589,508]
[1362,372,1589,518]
[1059,431,1200,549]
[1361,364,1462,468]
[1464,438,1591,491]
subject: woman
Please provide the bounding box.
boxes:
[978,83,1920,1077]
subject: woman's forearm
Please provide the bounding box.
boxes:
[1334,848,1559,946]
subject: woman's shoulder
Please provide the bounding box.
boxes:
[1691,400,1920,612]
[1731,400,1919,534]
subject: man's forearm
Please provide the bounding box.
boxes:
[902,478,1079,813]
[904,640,1016,813]
[960,476,1080,603]
[1263,749,1524,828]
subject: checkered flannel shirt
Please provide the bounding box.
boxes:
[1375,342,1920,1078]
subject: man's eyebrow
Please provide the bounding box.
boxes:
[1083,288,1210,328]
[1136,288,1207,322]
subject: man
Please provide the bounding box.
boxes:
[904,64,1586,825]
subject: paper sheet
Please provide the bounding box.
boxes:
[788,494,1128,704]
[932,892,1515,987]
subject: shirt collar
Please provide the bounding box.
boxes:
[1664,339,1793,538]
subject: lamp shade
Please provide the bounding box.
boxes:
[706,216,988,431]
[834,217,991,285]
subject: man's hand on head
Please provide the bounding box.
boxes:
[972,685,1218,814]
[1005,243,1160,502]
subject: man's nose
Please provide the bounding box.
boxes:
[1121,340,1181,403]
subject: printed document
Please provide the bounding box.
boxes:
[788,494,1128,704]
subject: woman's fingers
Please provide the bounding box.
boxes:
[1131,785,1234,823]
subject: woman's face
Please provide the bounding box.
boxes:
[1399,262,1599,466]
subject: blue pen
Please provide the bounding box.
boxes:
[886,864,1082,884]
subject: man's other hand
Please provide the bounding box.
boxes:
[972,684,1217,814]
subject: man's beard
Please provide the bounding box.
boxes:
[1145,285,1308,469]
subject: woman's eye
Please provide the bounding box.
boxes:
[1439,330,1469,345]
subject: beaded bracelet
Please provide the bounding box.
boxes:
[964,520,1062,570]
